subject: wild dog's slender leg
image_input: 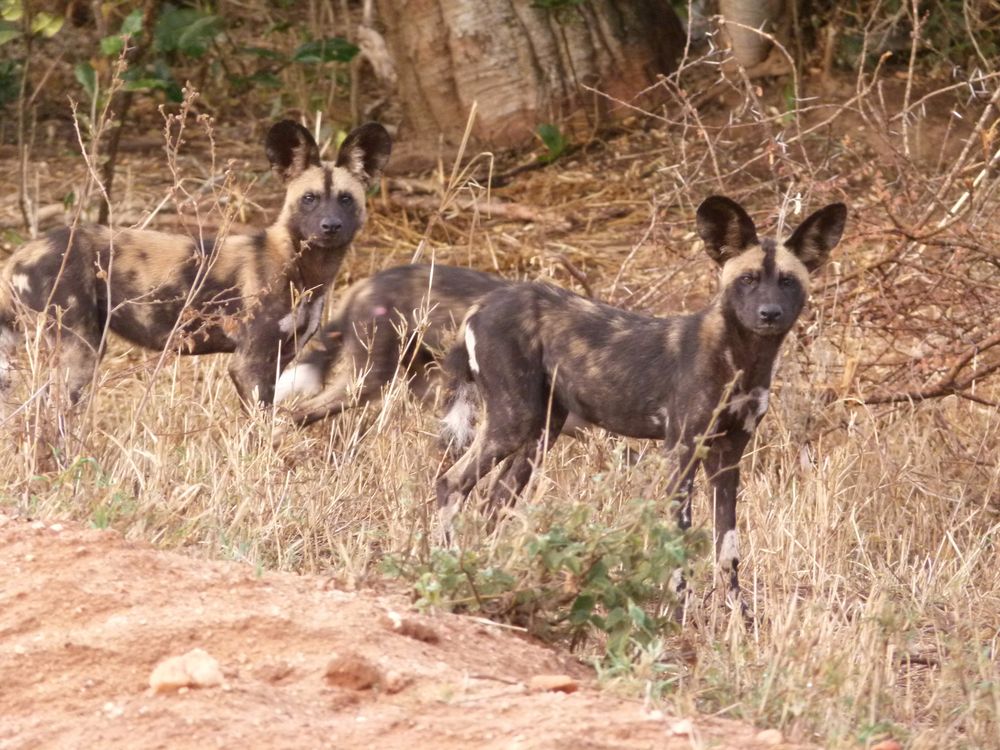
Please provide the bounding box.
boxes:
[486,406,567,514]
[703,431,752,612]
[669,443,700,532]
[435,422,529,542]
[665,442,700,606]
[51,297,105,406]
[229,345,281,408]
[288,321,401,427]
[58,335,101,405]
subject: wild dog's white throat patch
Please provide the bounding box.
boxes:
[274,363,323,404]
[464,325,480,374]
[727,386,770,433]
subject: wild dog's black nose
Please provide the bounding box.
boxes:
[759,305,782,323]
[321,217,343,234]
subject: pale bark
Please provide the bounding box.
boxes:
[376,0,685,151]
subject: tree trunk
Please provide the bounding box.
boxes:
[375,0,685,157]
[719,0,784,67]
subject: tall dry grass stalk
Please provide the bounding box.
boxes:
[1,6,999,748]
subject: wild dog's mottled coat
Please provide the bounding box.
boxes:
[437,196,847,609]
[275,264,512,427]
[0,120,391,408]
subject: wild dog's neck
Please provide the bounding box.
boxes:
[266,226,348,290]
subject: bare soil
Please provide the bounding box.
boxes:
[0,515,803,749]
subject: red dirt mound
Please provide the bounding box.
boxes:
[0,515,803,749]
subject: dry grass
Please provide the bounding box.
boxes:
[2,23,1000,750]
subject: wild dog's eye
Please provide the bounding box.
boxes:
[779,275,795,287]
[338,193,354,207]
[301,193,317,205]
[740,273,755,285]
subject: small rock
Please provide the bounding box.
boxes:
[754,728,784,745]
[527,674,578,694]
[50,523,64,532]
[324,653,382,691]
[872,741,902,750]
[383,669,411,694]
[149,648,224,694]
[252,660,294,683]
[382,612,440,644]
[669,718,694,737]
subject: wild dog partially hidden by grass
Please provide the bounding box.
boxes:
[0,120,391,412]
[437,196,847,611]
[274,264,512,430]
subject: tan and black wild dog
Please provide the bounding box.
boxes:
[0,120,391,410]
[437,196,847,610]
[274,264,513,430]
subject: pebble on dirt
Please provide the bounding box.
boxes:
[149,648,224,694]
[382,610,441,644]
[754,728,785,745]
[527,674,578,694]
[324,653,383,691]
[871,741,903,750]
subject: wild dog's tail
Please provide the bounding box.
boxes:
[439,311,480,458]
[274,314,346,405]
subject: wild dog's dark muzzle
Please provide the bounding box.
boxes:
[758,304,783,323]
[321,217,343,235]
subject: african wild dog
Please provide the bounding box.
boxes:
[0,120,391,411]
[274,264,509,428]
[437,196,847,609]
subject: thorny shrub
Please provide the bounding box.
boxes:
[384,501,708,662]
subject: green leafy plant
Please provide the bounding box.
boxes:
[292,37,358,64]
[537,123,568,164]
[385,501,704,661]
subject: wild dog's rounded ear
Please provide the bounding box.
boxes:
[336,122,392,187]
[784,203,847,272]
[265,120,321,182]
[696,196,759,265]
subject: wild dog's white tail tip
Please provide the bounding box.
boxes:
[440,381,478,456]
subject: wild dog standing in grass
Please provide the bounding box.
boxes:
[274,264,513,431]
[437,196,847,611]
[0,120,390,414]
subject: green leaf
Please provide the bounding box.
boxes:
[120,8,143,36]
[241,45,286,60]
[292,37,359,64]
[123,77,169,92]
[100,35,124,57]
[74,62,97,100]
[0,25,19,46]
[537,123,567,163]
[569,594,595,625]
[0,0,23,22]
[30,11,62,37]
[177,15,220,56]
[155,5,221,58]
[0,58,20,106]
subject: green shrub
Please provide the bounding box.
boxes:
[385,499,706,662]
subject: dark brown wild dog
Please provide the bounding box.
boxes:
[436,196,847,611]
[0,120,391,412]
[274,264,514,432]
